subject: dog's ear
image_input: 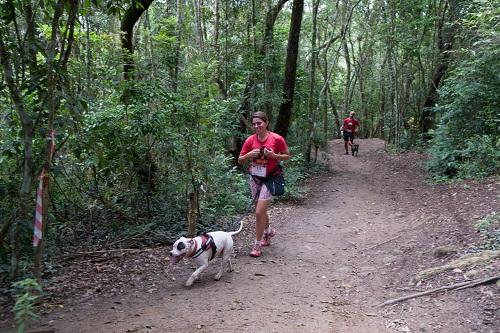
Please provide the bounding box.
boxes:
[176,242,185,251]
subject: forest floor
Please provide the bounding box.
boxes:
[1,138,499,333]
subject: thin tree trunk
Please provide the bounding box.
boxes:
[262,0,289,115]
[85,11,92,91]
[34,0,79,281]
[214,0,220,53]
[144,10,156,79]
[224,0,229,98]
[192,0,204,51]
[274,0,304,138]
[356,39,371,137]
[0,22,35,279]
[421,0,452,136]
[173,0,185,93]
[342,34,351,114]
[305,0,319,163]
[378,56,387,140]
[213,0,226,97]
[187,193,197,238]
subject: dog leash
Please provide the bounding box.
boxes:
[228,183,260,230]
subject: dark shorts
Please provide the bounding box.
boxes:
[343,132,354,142]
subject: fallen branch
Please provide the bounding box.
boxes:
[379,274,500,307]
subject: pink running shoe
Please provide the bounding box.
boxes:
[261,228,276,246]
[250,244,262,257]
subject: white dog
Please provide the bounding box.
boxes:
[169,220,243,286]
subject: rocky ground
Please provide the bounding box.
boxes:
[1,138,498,333]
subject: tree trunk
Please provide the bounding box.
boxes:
[305,0,319,163]
[213,0,226,97]
[263,0,290,116]
[274,0,304,138]
[173,0,185,93]
[120,0,154,81]
[0,22,35,279]
[85,11,92,90]
[187,193,197,238]
[144,10,156,79]
[421,0,453,136]
[342,32,351,114]
[34,0,79,281]
[192,0,204,51]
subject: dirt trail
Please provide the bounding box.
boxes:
[4,138,498,333]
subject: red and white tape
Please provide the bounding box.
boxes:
[33,130,56,247]
[33,176,43,247]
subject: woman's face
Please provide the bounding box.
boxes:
[252,117,268,133]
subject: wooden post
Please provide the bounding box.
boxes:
[187,192,198,238]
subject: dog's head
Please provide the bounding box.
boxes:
[169,236,193,264]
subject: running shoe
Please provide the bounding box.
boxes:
[261,228,276,246]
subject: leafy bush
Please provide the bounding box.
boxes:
[427,10,499,180]
[12,278,42,333]
[428,134,500,179]
[474,212,499,251]
[282,150,309,199]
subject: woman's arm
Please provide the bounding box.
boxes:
[271,149,290,161]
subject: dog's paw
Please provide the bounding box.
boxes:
[213,272,222,281]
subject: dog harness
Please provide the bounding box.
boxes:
[189,233,218,261]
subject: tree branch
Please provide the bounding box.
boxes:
[380,274,500,307]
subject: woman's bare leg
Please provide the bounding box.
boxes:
[255,199,271,241]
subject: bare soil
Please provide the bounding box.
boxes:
[1,138,498,333]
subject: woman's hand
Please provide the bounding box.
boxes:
[263,147,274,158]
[249,148,262,159]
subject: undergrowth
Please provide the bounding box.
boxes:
[474,212,500,251]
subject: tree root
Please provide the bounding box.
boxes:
[380,274,500,307]
[411,250,500,285]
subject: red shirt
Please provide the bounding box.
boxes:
[240,132,288,176]
[342,117,359,133]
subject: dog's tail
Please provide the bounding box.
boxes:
[229,220,244,236]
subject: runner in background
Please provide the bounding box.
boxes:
[340,111,359,155]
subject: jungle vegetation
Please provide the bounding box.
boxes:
[0,0,498,286]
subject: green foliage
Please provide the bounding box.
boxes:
[427,1,500,180]
[474,212,499,251]
[12,278,42,333]
[475,212,499,232]
[3,0,480,291]
[46,75,253,244]
[428,134,500,179]
[282,149,315,199]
